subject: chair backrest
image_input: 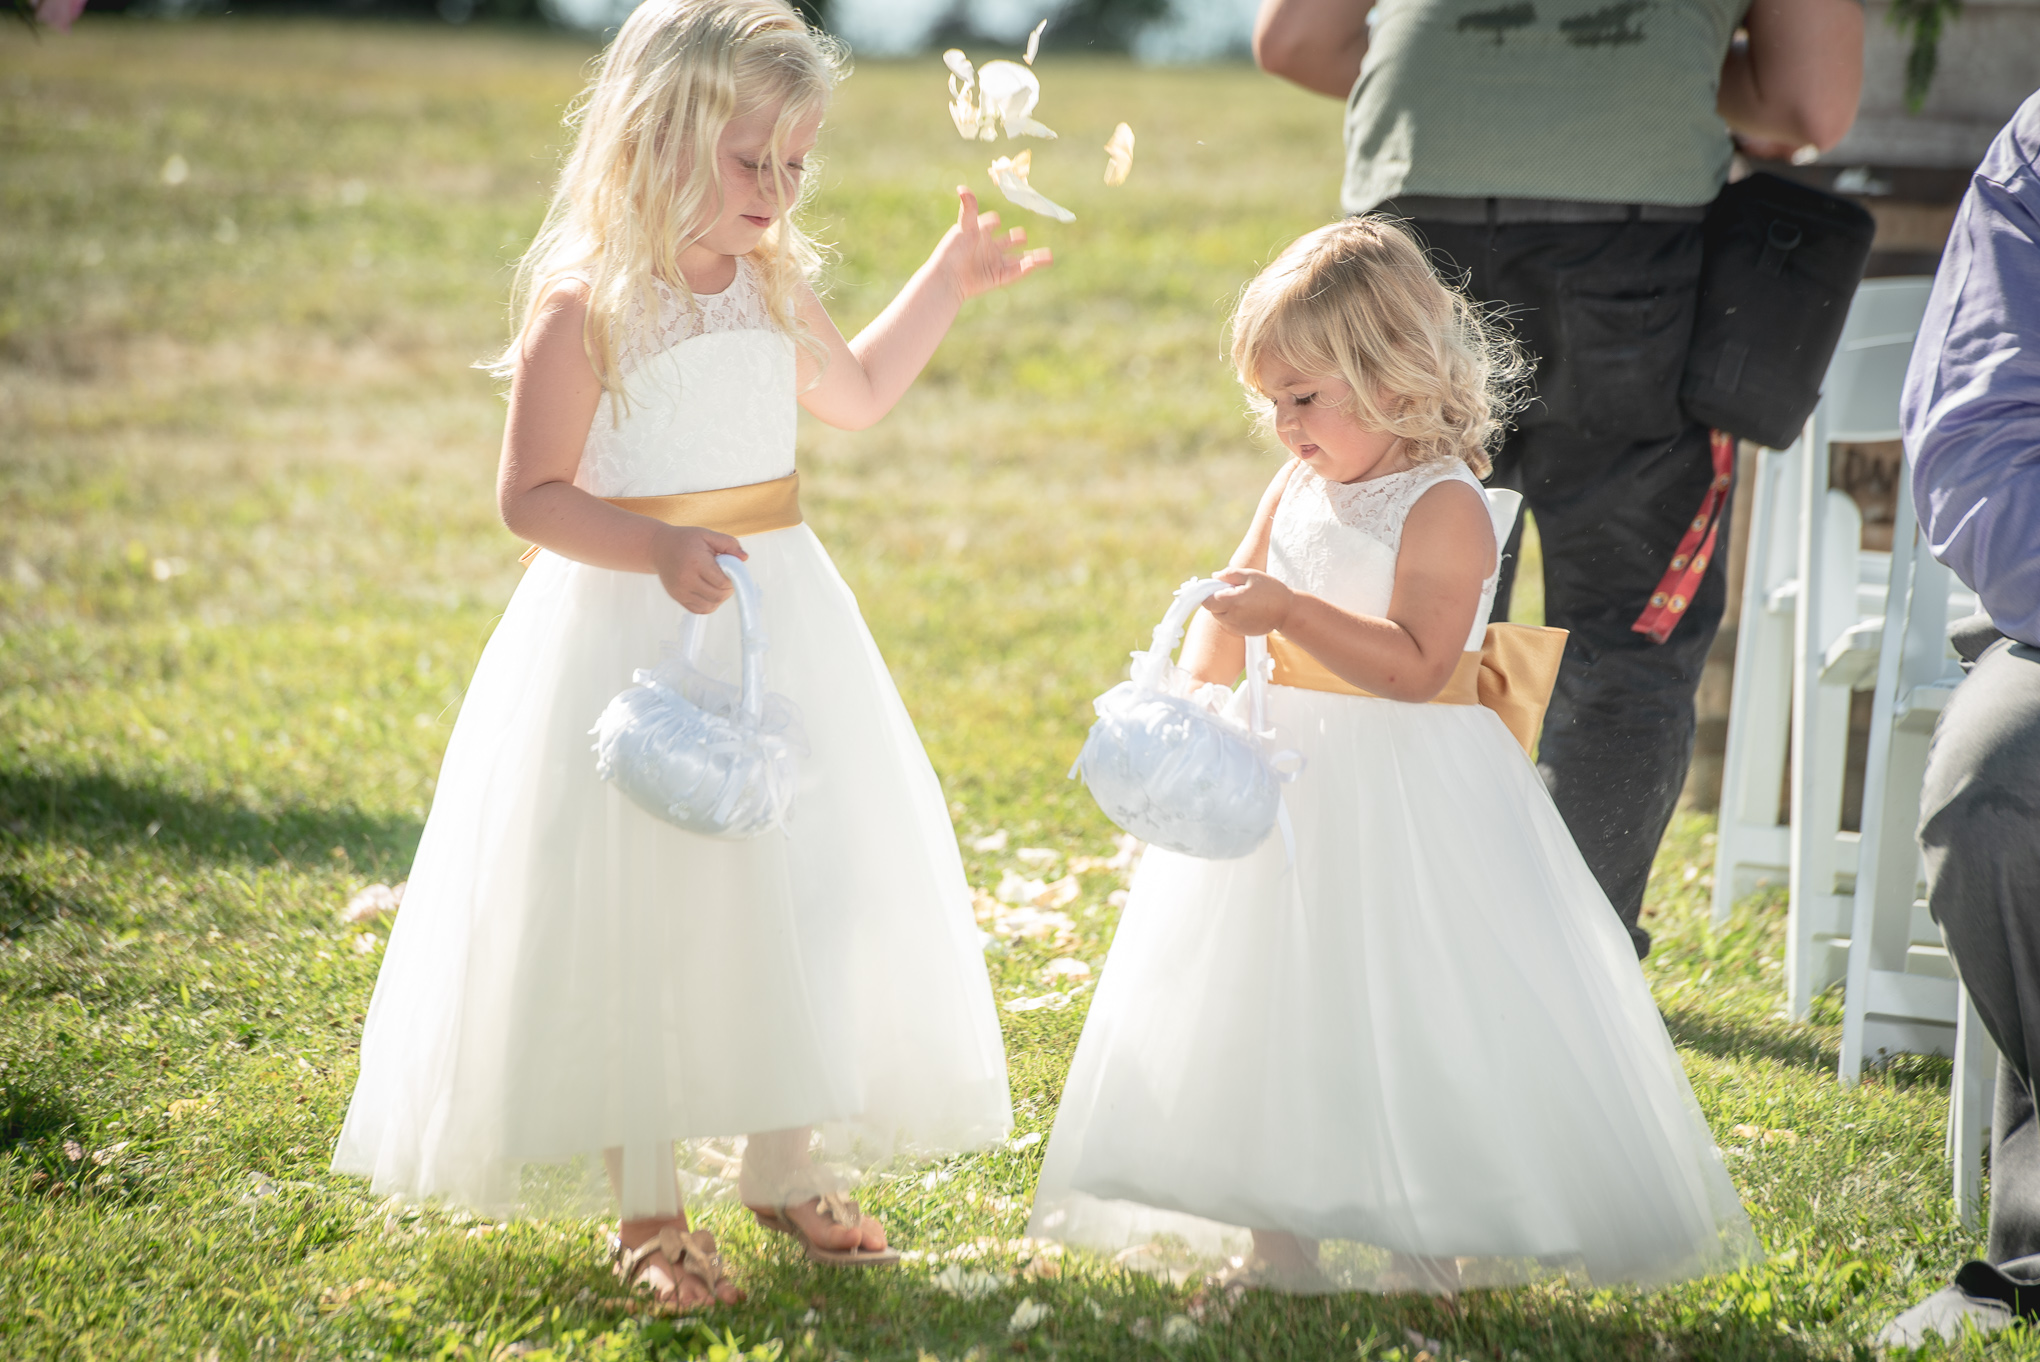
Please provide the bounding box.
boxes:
[1886,474,1970,700]
[1820,278,1936,444]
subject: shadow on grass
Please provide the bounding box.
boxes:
[0,766,423,877]
[584,1246,1848,1362]
[2,1077,81,1148]
[1662,1005,1838,1075]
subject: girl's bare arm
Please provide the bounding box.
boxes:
[1202,478,1493,702]
[795,189,1050,432]
[1179,461,1300,685]
[496,280,745,613]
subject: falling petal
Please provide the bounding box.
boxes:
[1103,122,1135,186]
[1023,18,1046,64]
[944,50,986,140]
[949,90,985,141]
[978,60,1057,139]
[989,151,1075,224]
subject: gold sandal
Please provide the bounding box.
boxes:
[608,1223,739,1310]
[751,1190,901,1267]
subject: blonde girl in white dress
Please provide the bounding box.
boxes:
[332,0,1050,1311]
[1026,218,1756,1296]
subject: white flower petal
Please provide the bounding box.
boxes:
[943,48,975,86]
[979,61,1057,139]
[1023,18,1046,65]
[1008,1297,1052,1333]
[949,96,984,140]
[988,153,1075,224]
[1104,122,1135,186]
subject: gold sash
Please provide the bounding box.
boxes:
[518,471,803,564]
[1267,621,1569,755]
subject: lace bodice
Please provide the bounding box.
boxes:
[576,258,797,498]
[1268,461,1511,652]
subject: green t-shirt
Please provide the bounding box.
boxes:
[1342,0,1751,214]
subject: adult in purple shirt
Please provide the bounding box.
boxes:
[1879,88,2040,1349]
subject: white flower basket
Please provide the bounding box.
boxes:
[1071,578,1300,860]
[592,555,805,839]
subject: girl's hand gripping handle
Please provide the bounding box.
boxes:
[651,525,747,615]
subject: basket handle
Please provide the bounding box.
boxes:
[1138,577,1272,729]
[710,554,768,727]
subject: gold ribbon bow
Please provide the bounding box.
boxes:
[1267,621,1569,756]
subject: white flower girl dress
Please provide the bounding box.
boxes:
[334,259,1010,1218]
[1027,460,1755,1292]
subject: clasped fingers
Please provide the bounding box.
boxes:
[1202,568,1293,637]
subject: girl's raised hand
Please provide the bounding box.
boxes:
[650,525,747,614]
[935,188,1052,302]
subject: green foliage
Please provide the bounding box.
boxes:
[0,21,2024,1362]
[1887,0,1965,114]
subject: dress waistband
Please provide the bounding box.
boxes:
[1267,622,1569,756]
[1383,195,1709,226]
[519,472,803,564]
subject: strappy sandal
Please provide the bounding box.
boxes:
[751,1189,901,1267]
[608,1223,740,1311]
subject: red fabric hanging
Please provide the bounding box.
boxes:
[1632,429,1736,644]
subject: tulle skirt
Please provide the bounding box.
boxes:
[332,527,1010,1219]
[1027,685,1755,1293]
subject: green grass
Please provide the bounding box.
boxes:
[0,20,2016,1361]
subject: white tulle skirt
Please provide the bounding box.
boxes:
[1027,685,1755,1293]
[333,527,1010,1219]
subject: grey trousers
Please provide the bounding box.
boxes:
[1921,616,2040,1263]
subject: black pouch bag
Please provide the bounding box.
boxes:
[1681,171,1877,449]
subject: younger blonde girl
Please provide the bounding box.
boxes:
[1026,217,1754,1296]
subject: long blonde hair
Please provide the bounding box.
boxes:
[1229,216,1525,477]
[492,0,845,397]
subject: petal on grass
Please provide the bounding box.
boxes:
[988,151,1075,224]
[1104,122,1135,186]
[1008,1298,1052,1333]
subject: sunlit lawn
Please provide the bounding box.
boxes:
[0,22,2012,1361]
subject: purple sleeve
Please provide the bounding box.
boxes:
[1901,91,2040,648]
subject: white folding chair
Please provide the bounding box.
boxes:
[1714,280,1938,1022]
[1712,441,1801,918]
[1834,457,1994,1219]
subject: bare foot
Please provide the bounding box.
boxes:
[613,1218,742,1311]
[1249,1229,1324,1284]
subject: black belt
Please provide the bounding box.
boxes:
[1383,195,1710,226]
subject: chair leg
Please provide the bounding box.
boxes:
[1953,984,1998,1228]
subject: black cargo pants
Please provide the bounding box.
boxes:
[1394,207,1725,958]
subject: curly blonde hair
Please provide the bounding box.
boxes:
[1229,216,1526,477]
[490,0,845,400]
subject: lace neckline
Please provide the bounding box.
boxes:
[619,257,773,372]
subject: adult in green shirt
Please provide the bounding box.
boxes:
[1256,0,1864,956]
